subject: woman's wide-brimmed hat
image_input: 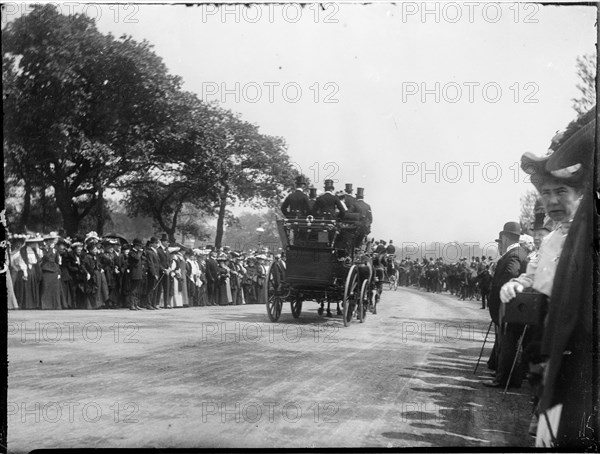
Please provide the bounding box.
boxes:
[521,106,595,191]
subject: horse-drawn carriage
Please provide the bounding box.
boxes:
[265,215,379,326]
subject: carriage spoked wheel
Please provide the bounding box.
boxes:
[266,262,285,322]
[358,280,368,323]
[291,299,303,318]
[342,265,359,327]
[373,283,382,315]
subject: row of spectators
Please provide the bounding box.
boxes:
[7,232,277,310]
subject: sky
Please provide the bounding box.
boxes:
[10,2,596,250]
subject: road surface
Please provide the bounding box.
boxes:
[8,286,533,450]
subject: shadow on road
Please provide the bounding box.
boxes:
[383,344,533,447]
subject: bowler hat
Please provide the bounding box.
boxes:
[345,183,353,194]
[133,238,143,247]
[356,187,365,199]
[149,236,159,244]
[497,221,521,242]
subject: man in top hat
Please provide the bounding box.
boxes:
[281,175,311,218]
[307,187,318,215]
[386,240,396,255]
[353,187,372,247]
[343,183,357,213]
[483,221,529,388]
[145,237,160,309]
[156,233,172,309]
[335,190,349,212]
[205,249,219,306]
[313,179,346,219]
[499,108,594,446]
[127,238,145,310]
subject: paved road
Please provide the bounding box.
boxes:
[8,287,533,450]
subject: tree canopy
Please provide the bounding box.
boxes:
[3,5,297,243]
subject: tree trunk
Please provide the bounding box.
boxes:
[214,191,228,249]
[20,179,32,232]
[54,186,80,237]
[96,185,104,236]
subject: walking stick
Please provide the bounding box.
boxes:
[152,272,165,291]
[474,320,493,374]
[503,324,528,399]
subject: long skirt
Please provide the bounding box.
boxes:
[197,283,208,306]
[22,265,41,309]
[95,271,109,308]
[216,279,233,305]
[61,279,73,309]
[173,278,184,307]
[7,271,19,309]
[41,271,63,310]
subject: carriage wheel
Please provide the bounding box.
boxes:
[342,265,359,327]
[358,280,368,323]
[373,282,382,315]
[291,300,303,318]
[266,262,285,322]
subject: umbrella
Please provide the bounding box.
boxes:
[103,233,129,245]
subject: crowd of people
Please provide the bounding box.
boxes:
[7,232,280,311]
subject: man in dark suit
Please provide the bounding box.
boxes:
[127,238,145,310]
[281,175,311,218]
[484,221,528,388]
[343,183,357,213]
[156,233,171,309]
[353,187,372,247]
[307,187,318,215]
[205,250,219,306]
[313,179,346,219]
[145,237,160,309]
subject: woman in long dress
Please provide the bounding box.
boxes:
[216,254,233,305]
[9,237,28,309]
[168,248,184,308]
[23,239,43,309]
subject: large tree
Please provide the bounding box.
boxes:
[202,106,297,249]
[3,5,186,235]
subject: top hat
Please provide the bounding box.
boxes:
[356,187,365,199]
[324,179,335,190]
[309,187,317,198]
[160,233,169,242]
[295,175,307,186]
[345,183,353,194]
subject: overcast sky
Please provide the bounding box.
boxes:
[88,3,595,248]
